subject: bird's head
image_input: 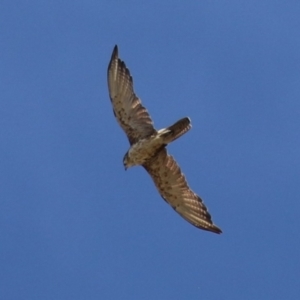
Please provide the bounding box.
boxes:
[123,151,133,170]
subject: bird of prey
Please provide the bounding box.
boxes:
[107,45,221,234]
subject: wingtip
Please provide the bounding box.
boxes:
[108,45,119,71]
[210,225,222,234]
[197,222,222,234]
[112,45,118,58]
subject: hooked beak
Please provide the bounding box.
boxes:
[124,165,127,171]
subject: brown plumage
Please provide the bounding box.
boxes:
[107,45,155,145]
[107,45,222,234]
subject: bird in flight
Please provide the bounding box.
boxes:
[107,45,221,234]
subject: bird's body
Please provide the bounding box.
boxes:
[107,45,222,234]
[124,117,191,168]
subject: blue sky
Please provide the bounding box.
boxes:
[1,1,300,299]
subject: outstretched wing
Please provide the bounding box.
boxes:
[143,149,222,233]
[107,45,156,144]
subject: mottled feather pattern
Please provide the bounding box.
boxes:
[107,46,155,144]
[144,150,221,233]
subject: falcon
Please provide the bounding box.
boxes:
[107,45,222,234]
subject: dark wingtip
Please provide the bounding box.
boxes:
[112,45,118,58]
[197,222,222,234]
[108,45,119,72]
[210,225,222,234]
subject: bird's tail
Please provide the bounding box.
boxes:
[158,117,191,144]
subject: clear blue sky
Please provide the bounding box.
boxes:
[1,1,300,299]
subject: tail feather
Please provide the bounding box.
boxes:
[159,117,191,144]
